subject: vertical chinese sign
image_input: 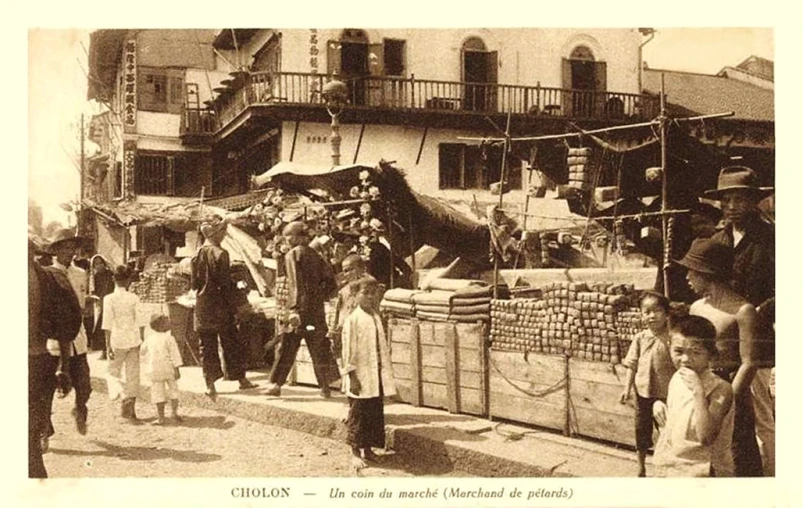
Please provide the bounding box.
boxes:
[123,140,136,199]
[123,39,137,133]
[309,29,320,102]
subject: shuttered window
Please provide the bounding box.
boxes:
[138,68,185,114]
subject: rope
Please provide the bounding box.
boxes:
[489,353,568,398]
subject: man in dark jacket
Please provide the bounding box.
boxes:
[29,234,81,478]
[266,221,338,398]
[191,217,257,399]
[703,165,775,476]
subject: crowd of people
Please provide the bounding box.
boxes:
[28,165,774,479]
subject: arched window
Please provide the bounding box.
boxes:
[570,45,595,61]
[462,36,487,52]
[461,36,497,111]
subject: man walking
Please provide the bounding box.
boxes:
[29,232,81,477]
[266,221,338,398]
[191,217,257,399]
[44,229,93,438]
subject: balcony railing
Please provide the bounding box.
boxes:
[212,71,660,133]
[181,108,218,136]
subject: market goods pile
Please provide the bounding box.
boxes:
[130,263,189,304]
[274,276,290,326]
[380,280,494,323]
[490,282,642,363]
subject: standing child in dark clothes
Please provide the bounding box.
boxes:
[340,277,395,470]
[620,291,676,477]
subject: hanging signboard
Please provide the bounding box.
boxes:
[123,140,136,198]
[123,39,137,133]
[309,29,320,101]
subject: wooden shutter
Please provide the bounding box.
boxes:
[327,40,341,76]
[369,43,384,76]
[167,76,184,114]
[594,61,607,92]
[487,51,499,112]
[561,58,573,117]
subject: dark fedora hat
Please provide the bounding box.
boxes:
[46,228,90,253]
[675,238,733,279]
[703,165,773,200]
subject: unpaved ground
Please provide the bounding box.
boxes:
[42,391,470,478]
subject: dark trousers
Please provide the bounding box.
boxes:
[714,369,763,477]
[44,353,92,439]
[198,315,246,383]
[269,330,337,387]
[29,354,58,478]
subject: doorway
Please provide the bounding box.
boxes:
[462,37,497,111]
[340,30,370,106]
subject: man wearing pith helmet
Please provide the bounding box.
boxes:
[703,165,775,477]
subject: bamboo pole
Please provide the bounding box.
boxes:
[492,112,512,300]
[659,74,670,298]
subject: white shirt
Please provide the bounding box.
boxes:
[102,286,145,349]
[141,331,183,381]
[52,260,89,355]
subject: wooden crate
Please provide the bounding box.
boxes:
[488,350,567,432]
[568,358,635,447]
[389,318,488,417]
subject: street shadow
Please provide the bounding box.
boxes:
[50,440,221,463]
[175,415,236,430]
[385,414,477,426]
[359,450,460,476]
[400,426,486,444]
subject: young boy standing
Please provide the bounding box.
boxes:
[653,315,735,477]
[103,265,146,422]
[141,314,183,425]
[340,277,395,470]
[619,291,676,477]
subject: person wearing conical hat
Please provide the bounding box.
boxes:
[704,165,775,477]
[43,228,93,440]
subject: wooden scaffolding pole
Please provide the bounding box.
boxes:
[492,112,512,300]
[659,74,671,298]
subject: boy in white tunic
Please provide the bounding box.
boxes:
[340,277,395,470]
[141,314,183,425]
[654,315,734,477]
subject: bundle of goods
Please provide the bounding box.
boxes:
[380,288,420,318]
[613,307,644,354]
[274,275,290,327]
[130,263,189,304]
[401,280,494,324]
[490,282,642,363]
[567,147,593,191]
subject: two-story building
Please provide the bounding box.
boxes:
[207,28,658,205]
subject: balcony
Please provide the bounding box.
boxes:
[212,71,660,135]
[180,108,218,145]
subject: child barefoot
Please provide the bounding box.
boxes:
[141,313,183,425]
[619,291,675,477]
[340,277,395,470]
[653,315,734,477]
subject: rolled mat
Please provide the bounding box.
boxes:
[412,290,455,306]
[415,303,451,314]
[449,303,491,315]
[380,300,415,313]
[416,311,451,322]
[425,278,489,292]
[383,288,422,304]
[449,313,490,323]
[451,296,492,307]
[453,285,493,298]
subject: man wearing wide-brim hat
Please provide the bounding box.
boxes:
[42,228,94,439]
[703,165,775,477]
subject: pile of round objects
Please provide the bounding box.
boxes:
[130,263,189,304]
[490,282,641,364]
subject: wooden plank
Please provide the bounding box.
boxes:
[571,407,635,447]
[479,322,489,417]
[570,379,633,418]
[409,319,422,406]
[489,391,566,430]
[489,350,566,385]
[488,369,566,405]
[433,321,484,350]
[420,382,484,415]
[569,358,628,385]
[392,343,483,372]
[444,323,459,413]
[389,318,413,345]
[392,363,483,389]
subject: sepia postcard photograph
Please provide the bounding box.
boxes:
[13,2,798,507]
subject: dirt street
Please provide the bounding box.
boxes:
[42,390,470,478]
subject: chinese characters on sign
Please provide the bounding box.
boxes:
[309,29,320,101]
[123,39,137,131]
[123,140,136,198]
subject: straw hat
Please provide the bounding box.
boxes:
[703,166,773,200]
[675,238,733,280]
[46,228,90,253]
